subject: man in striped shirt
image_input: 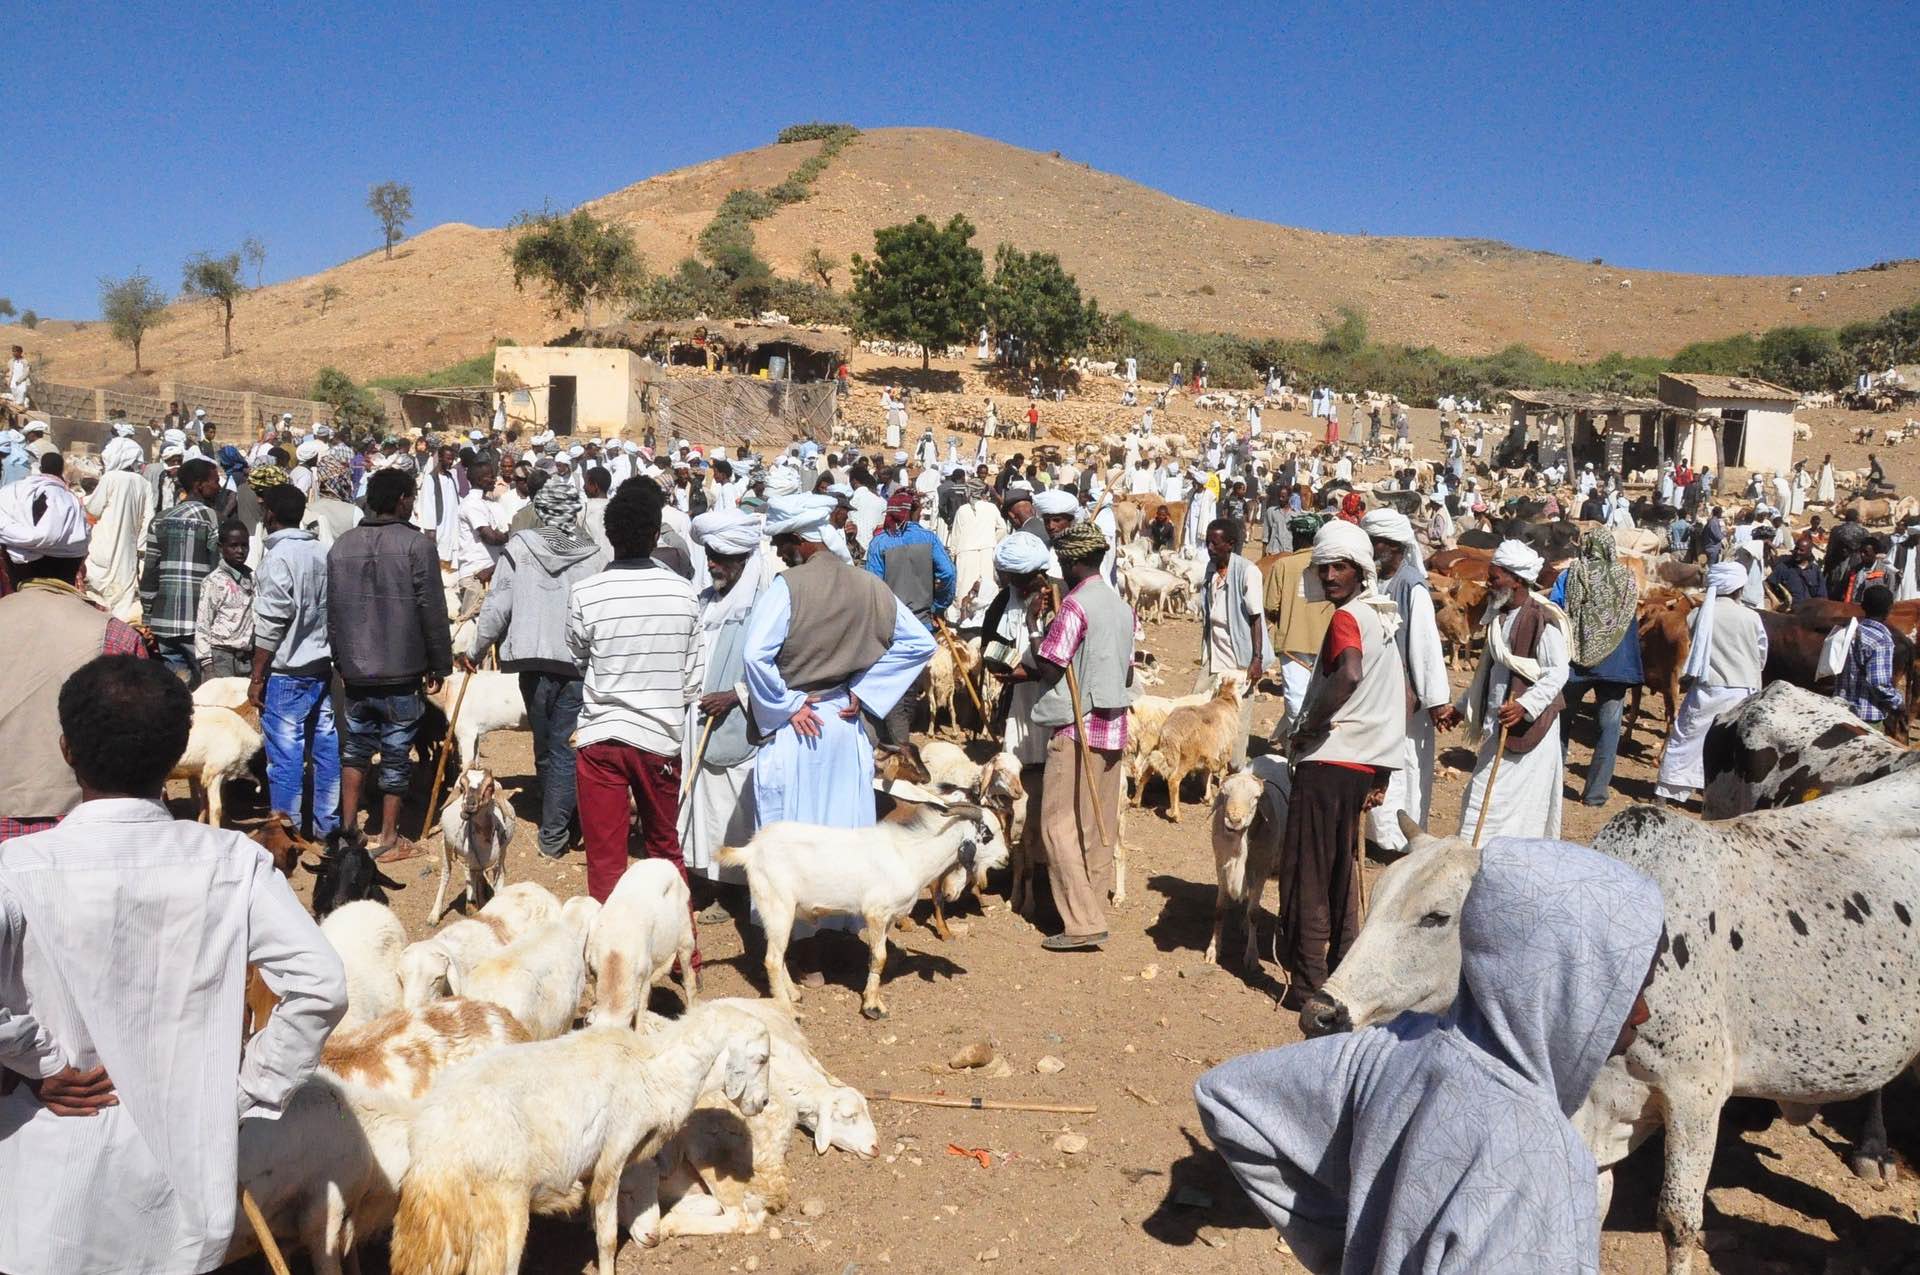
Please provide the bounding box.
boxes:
[1834,584,1906,730]
[567,479,706,904]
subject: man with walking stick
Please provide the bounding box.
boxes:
[996,521,1134,951]
[1436,539,1569,840]
[1278,521,1404,998]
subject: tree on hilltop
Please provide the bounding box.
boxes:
[0,299,13,321]
[182,251,244,357]
[368,181,414,260]
[242,235,267,287]
[99,272,171,372]
[986,244,1097,370]
[504,208,646,329]
[851,214,986,370]
[19,310,38,329]
[803,246,840,289]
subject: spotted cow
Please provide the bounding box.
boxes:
[1702,681,1920,818]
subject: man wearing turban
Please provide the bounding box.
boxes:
[1358,508,1450,853]
[1653,561,1766,806]
[946,473,1008,633]
[83,431,155,621]
[1436,539,1570,839]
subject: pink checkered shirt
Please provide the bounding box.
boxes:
[1036,585,1129,752]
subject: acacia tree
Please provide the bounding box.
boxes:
[242,234,267,287]
[368,181,414,259]
[99,272,171,372]
[182,251,243,357]
[850,214,985,369]
[0,298,13,320]
[986,244,1098,371]
[803,246,840,289]
[504,209,646,328]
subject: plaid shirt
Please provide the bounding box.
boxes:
[1036,587,1129,751]
[139,498,220,639]
[1835,618,1906,723]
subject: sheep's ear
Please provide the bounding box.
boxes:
[374,868,405,891]
[813,1112,834,1155]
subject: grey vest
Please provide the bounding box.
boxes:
[699,583,766,769]
[1199,555,1269,668]
[777,551,896,693]
[1032,578,1137,728]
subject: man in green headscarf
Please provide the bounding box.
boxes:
[1553,528,1643,807]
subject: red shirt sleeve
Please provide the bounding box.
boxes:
[1322,609,1362,661]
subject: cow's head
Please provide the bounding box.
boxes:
[1299,811,1480,1037]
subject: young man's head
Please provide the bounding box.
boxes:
[1863,584,1895,622]
[604,476,664,561]
[521,467,549,501]
[39,451,63,477]
[365,466,415,519]
[59,655,193,798]
[178,457,221,503]
[584,465,611,498]
[468,457,498,491]
[259,482,307,533]
[217,520,250,567]
[1205,517,1242,568]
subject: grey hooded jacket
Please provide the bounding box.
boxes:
[470,529,608,676]
[1195,836,1663,1274]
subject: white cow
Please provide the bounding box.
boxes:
[1302,780,1920,1275]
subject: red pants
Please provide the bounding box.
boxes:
[575,743,696,968]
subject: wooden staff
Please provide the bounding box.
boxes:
[935,620,990,727]
[421,671,473,842]
[866,1089,1098,1115]
[1353,816,1370,925]
[1469,721,1512,849]
[240,1186,293,1275]
[681,713,719,801]
[1063,664,1113,848]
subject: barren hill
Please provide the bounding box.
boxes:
[13,127,1918,394]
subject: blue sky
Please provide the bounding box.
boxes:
[7,0,1915,319]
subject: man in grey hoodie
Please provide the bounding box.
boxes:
[462,480,607,858]
[248,483,339,838]
[1195,836,1663,1274]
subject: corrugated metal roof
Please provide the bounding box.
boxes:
[1659,373,1798,402]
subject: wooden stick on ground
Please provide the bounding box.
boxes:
[1469,721,1513,849]
[1062,664,1114,848]
[866,1089,1098,1115]
[240,1186,293,1275]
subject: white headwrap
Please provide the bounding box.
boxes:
[1033,488,1079,517]
[111,421,136,438]
[763,467,803,499]
[101,437,145,473]
[295,439,325,463]
[1491,539,1544,582]
[1304,520,1400,637]
[0,475,90,563]
[160,444,186,461]
[163,428,188,449]
[993,530,1052,575]
[1359,508,1425,575]
[1682,562,1755,684]
[764,493,837,543]
[691,509,763,556]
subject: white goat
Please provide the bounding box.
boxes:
[319,900,407,1031]
[719,804,1009,1019]
[450,901,598,1041]
[399,918,510,1006]
[1205,756,1291,967]
[479,881,562,936]
[429,670,529,767]
[190,676,251,709]
[168,704,263,827]
[428,767,517,925]
[322,997,531,1098]
[588,861,698,1027]
[389,1004,772,1275]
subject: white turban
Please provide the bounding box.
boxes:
[23,421,48,436]
[101,437,145,472]
[111,421,136,438]
[163,428,188,449]
[763,467,802,498]
[1033,489,1079,517]
[1491,539,1544,583]
[0,475,90,563]
[691,509,763,555]
[1358,508,1415,546]
[1305,520,1400,638]
[764,493,837,543]
[531,430,555,447]
[160,444,186,461]
[296,439,325,462]
[1682,561,1758,685]
[994,530,1052,575]
[1708,561,1747,595]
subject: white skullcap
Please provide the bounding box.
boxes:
[193,407,207,417]
[1358,509,1416,545]
[691,509,763,555]
[279,411,293,421]
[763,467,803,498]
[993,531,1052,574]
[531,430,555,446]
[467,429,485,441]
[553,452,573,468]
[22,420,47,435]
[163,428,188,448]
[1033,489,1079,517]
[1708,561,1748,594]
[101,437,144,472]
[567,444,584,457]
[160,444,185,460]
[623,441,640,453]
[894,450,908,463]
[0,474,90,563]
[764,493,837,543]
[314,423,333,438]
[1491,539,1544,582]
[296,439,325,462]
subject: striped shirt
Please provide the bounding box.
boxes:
[566,559,706,756]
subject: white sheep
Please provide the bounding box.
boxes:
[588,860,698,1027]
[450,902,597,1041]
[168,703,263,827]
[428,767,518,925]
[1205,756,1291,967]
[479,880,562,936]
[389,1004,772,1275]
[190,676,251,709]
[428,669,529,767]
[322,997,531,1098]
[719,803,1008,1019]
[399,918,510,1006]
[319,900,408,1031]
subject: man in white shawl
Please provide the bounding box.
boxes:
[946,476,1007,632]
[1654,561,1766,805]
[1359,509,1449,854]
[83,429,154,621]
[1791,460,1811,515]
[1438,539,1570,840]
[680,509,770,918]
[1817,453,1837,505]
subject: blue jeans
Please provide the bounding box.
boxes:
[1563,677,1628,806]
[341,686,426,795]
[519,672,584,857]
[155,637,202,689]
[263,674,341,837]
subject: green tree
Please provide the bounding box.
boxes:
[504,208,646,328]
[310,366,384,442]
[182,251,244,357]
[803,246,840,289]
[368,181,414,259]
[0,298,13,321]
[19,310,38,330]
[242,234,267,287]
[851,214,986,370]
[98,271,171,372]
[320,283,343,315]
[985,244,1098,370]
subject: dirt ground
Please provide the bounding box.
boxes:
[207,577,1920,1275]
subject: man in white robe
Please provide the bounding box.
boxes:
[946,480,1008,631]
[0,656,344,1275]
[1817,454,1837,505]
[1654,562,1767,805]
[1791,461,1811,515]
[1440,540,1570,841]
[1361,510,1450,853]
[83,431,154,621]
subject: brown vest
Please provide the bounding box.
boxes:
[1500,592,1564,755]
[776,550,898,693]
[0,583,113,819]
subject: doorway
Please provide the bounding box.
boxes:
[1719,410,1748,468]
[549,376,577,436]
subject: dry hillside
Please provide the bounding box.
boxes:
[12,127,1918,394]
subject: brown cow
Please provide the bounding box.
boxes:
[1429,573,1488,668]
[1629,588,1694,742]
